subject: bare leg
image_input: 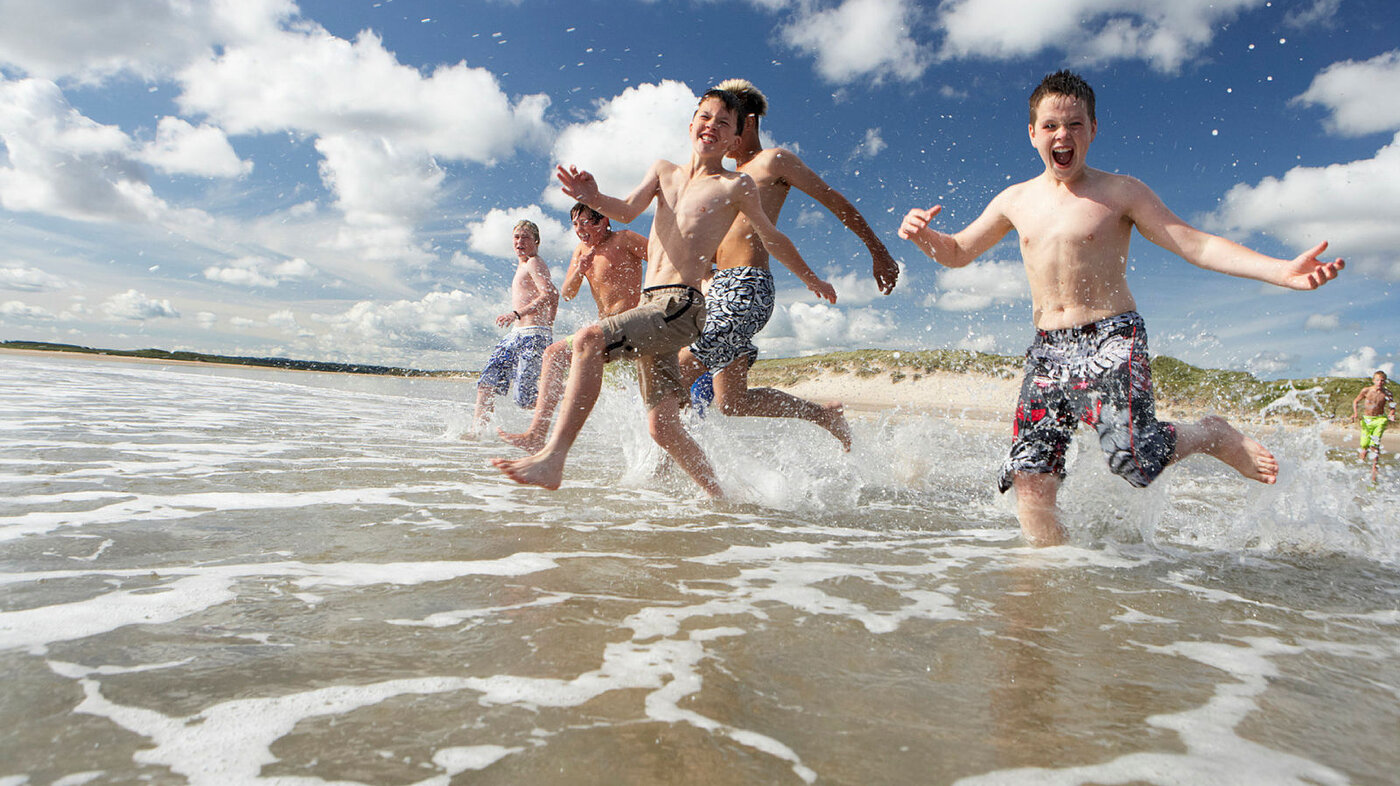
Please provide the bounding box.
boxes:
[648,394,723,498]
[1012,473,1067,547]
[468,385,495,438]
[499,339,571,452]
[1171,415,1278,484]
[491,328,605,490]
[1371,448,1381,484]
[712,362,852,450]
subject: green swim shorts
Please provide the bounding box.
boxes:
[1360,415,1389,449]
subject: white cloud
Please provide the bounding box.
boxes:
[315,133,444,234]
[0,0,292,84]
[1203,133,1400,280]
[195,311,218,329]
[176,27,552,162]
[781,0,928,84]
[1304,313,1340,331]
[1293,50,1400,137]
[312,290,489,360]
[138,116,251,178]
[0,77,168,222]
[937,0,1266,73]
[0,299,55,320]
[1245,351,1295,376]
[465,206,573,263]
[547,80,697,211]
[268,309,312,337]
[955,331,999,354]
[203,255,314,288]
[827,269,888,308]
[102,289,179,320]
[857,128,887,158]
[928,259,1029,311]
[0,264,70,291]
[756,302,895,355]
[1329,346,1394,379]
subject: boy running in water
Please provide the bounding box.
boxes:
[469,220,558,436]
[1353,370,1395,483]
[678,78,896,450]
[499,203,647,452]
[492,89,834,497]
[899,70,1344,546]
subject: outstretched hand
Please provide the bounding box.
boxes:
[556,165,599,203]
[1279,241,1345,290]
[808,277,838,304]
[871,246,899,295]
[898,205,946,258]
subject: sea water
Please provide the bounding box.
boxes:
[1,352,1397,786]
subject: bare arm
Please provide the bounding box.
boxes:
[899,193,1015,269]
[1127,178,1345,290]
[775,151,898,294]
[561,245,587,302]
[735,174,837,303]
[497,257,557,328]
[557,164,659,224]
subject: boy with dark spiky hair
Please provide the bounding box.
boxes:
[900,70,1345,545]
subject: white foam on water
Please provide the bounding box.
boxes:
[53,659,479,786]
[0,555,564,654]
[955,636,1348,786]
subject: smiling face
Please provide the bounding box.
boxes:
[1029,94,1097,183]
[571,211,608,245]
[689,96,739,158]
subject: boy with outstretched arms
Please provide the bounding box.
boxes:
[499,203,647,451]
[677,78,892,450]
[469,220,558,436]
[1353,370,1395,482]
[899,70,1344,546]
[492,89,834,496]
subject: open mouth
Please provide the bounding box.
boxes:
[1052,146,1073,167]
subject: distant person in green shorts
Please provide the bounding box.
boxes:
[1353,370,1395,483]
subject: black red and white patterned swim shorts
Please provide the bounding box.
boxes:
[998,311,1177,493]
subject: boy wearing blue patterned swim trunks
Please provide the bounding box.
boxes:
[901,70,1345,546]
[470,220,558,435]
[678,79,896,451]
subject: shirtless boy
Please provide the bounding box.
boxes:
[899,70,1345,546]
[470,219,559,435]
[492,89,834,497]
[499,203,647,451]
[678,78,894,450]
[1353,370,1395,482]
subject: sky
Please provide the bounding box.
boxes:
[0,0,1395,379]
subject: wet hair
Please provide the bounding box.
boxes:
[513,219,539,243]
[696,88,746,136]
[1376,370,1389,379]
[1029,69,1096,125]
[715,78,767,129]
[570,202,605,223]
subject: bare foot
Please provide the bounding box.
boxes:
[1199,415,1278,484]
[491,452,565,490]
[816,402,852,451]
[498,427,546,453]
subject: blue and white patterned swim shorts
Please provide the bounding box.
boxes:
[688,266,775,372]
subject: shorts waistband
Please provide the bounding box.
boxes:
[511,324,552,336]
[1036,311,1143,340]
[642,284,703,297]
